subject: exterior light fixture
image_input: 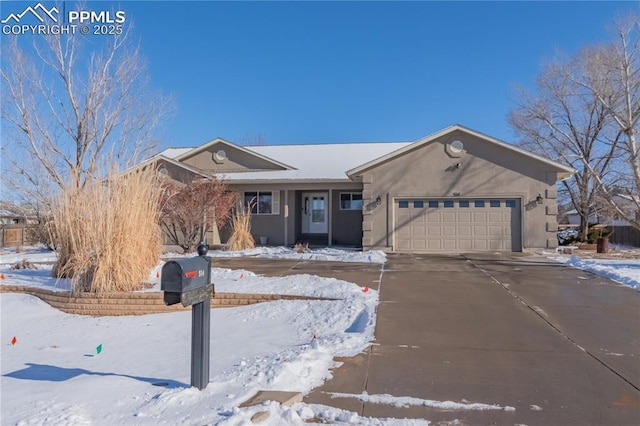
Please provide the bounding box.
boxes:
[536,194,543,204]
[376,196,382,206]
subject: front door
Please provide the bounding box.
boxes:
[302,192,328,233]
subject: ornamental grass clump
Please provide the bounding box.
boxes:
[227,206,255,251]
[51,167,163,293]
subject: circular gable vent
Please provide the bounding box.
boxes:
[213,149,227,163]
[445,139,465,158]
[450,140,464,153]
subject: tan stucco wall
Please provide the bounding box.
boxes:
[359,130,560,251]
[157,159,199,183]
[226,182,362,246]
[182,143,286,173]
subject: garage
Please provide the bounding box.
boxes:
[394,198,522,252]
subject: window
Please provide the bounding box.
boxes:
[414,201,424,208]
[340,192,363,210]
[474,200,485,208]
[428,200,438,208]
[459,200,470,208]
[505,200,516,208]
[490,200,501,208]
[243,191,279,215]
[398,200,409,208]
[444,200,454,208]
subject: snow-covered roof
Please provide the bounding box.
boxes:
[614,193,640,203]
[222,142,411,182]
[156,142,411,182]
[0,210,21,217]
[157,147,191,159]
[153,124,575,183]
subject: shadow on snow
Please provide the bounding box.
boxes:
[4,363,186,388]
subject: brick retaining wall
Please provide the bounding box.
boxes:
[0,285,322,316]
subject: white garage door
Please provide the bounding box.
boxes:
[394,198,522,252]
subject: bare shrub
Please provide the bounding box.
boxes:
[227,206,255,251]
[11,259,36,270]
[294,242,311,253]
[26,220,55,249]
[51,167,162,293]
[160,177,237,252]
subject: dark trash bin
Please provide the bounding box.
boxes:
[596,237,609,254]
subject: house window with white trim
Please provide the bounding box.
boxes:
[340,192,363,210]
[243,191,280,215]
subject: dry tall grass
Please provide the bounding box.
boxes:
[51,167,163,293]
[226,206,255,251]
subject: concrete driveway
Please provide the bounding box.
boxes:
[215,253,640,425]
[302,252,640,425]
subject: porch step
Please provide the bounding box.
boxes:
[297,234,328,246]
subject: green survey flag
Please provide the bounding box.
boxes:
[96,344,103,354]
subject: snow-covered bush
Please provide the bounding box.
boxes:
[557,228,579,245]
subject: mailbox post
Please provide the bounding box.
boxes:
[161,244,213,390]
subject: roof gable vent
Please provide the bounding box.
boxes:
[213,149,227,164]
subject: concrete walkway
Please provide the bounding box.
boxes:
[214,253,640,425]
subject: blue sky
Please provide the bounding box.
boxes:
[3,1,639,148]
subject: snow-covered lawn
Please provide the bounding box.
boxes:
[544,244,640,292]
[2,245,639,425]
[547,255,640,291]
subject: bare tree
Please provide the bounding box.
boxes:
[159,177,237,253]
[236,133,267,146]
[509,60,619,240]
[565,14,640,229]
[1,28,170,202]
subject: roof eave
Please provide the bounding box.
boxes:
[220,177,355,185]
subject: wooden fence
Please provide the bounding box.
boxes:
[610,226,640,248]
[0,225,38,248]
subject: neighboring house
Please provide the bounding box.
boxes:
[565,194,638,227]
[0,210,25,225]
[565,209,608,227]
[565,195,640,247]
[0,205,36,225]
[150,125,575,252]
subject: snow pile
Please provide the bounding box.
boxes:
[166,246,388,264]
[550,255,640,291]
[327,392,515,411]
